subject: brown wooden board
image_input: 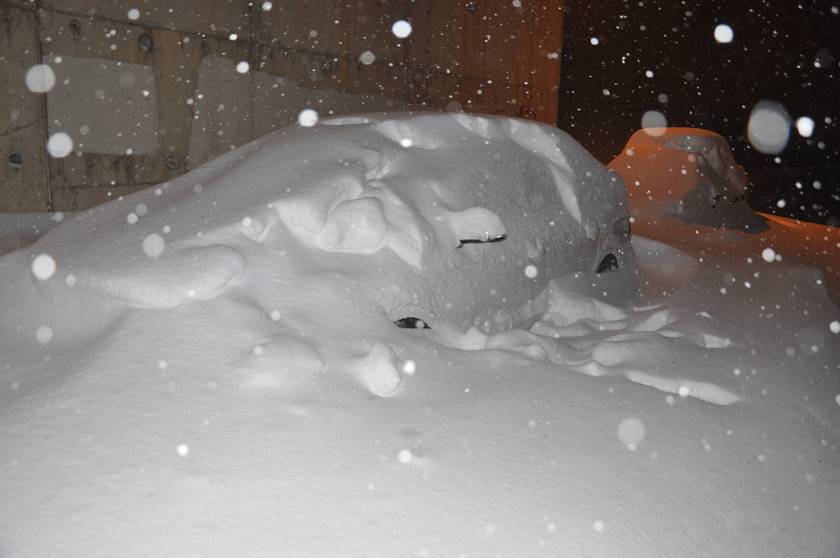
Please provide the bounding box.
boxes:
[403,0,563,124]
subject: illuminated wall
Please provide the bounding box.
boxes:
[0,0,564,212]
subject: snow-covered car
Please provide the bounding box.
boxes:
[2,116,838,558]
[19,113,636,334]
[609,127,840,301]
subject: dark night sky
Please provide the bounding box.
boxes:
[558,0,840,224]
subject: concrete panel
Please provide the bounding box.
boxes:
[188,55,413,169]
[39,10,249,206]
[186,55,255,168]
[51,183,149,211]
[46,55,160,155]
[40,0,249,37]
[0,6,50,212]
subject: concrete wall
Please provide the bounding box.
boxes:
[0,0,564,212]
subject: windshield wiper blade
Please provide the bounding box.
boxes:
[457,233,507,248]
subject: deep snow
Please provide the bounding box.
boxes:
[1,115,838,557]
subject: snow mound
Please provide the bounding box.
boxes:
[610,127,767,231]
[74,245,245,308]
[235,333,325,393]
[425,274,740,406]
[347,342,402,397]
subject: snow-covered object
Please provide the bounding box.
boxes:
[609,127,840,299]
[26,113,635,332]
[2,118,839,558]
[610,127,767,231]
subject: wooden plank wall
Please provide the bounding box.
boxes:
[0,0,564,212]
[0,4,50,210]
[404,1,564,122]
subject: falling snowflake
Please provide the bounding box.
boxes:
[298,109,319,127]
[391,20,412,39]
[795,117,815,138]
[31,254,56,280]
[36,325,53,344]
[142,234,165,258]
[25,64,56,93]
[617,417,646,450]
[402,360,416,375]
[714,24,734,43]
[641,110,667,135]
[47,132,73,158]
[747,101,791,155]
[398,449,413,463]
[359,50,376,65]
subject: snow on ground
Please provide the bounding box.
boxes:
[1,115,838,557]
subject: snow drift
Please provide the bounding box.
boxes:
[1,116,838,557]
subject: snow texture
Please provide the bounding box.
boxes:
[0,116,838,557]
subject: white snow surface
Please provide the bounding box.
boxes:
[1,116,839,557]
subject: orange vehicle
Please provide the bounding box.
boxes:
[609,127,840,304]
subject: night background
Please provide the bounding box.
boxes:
[559,0,840,225]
